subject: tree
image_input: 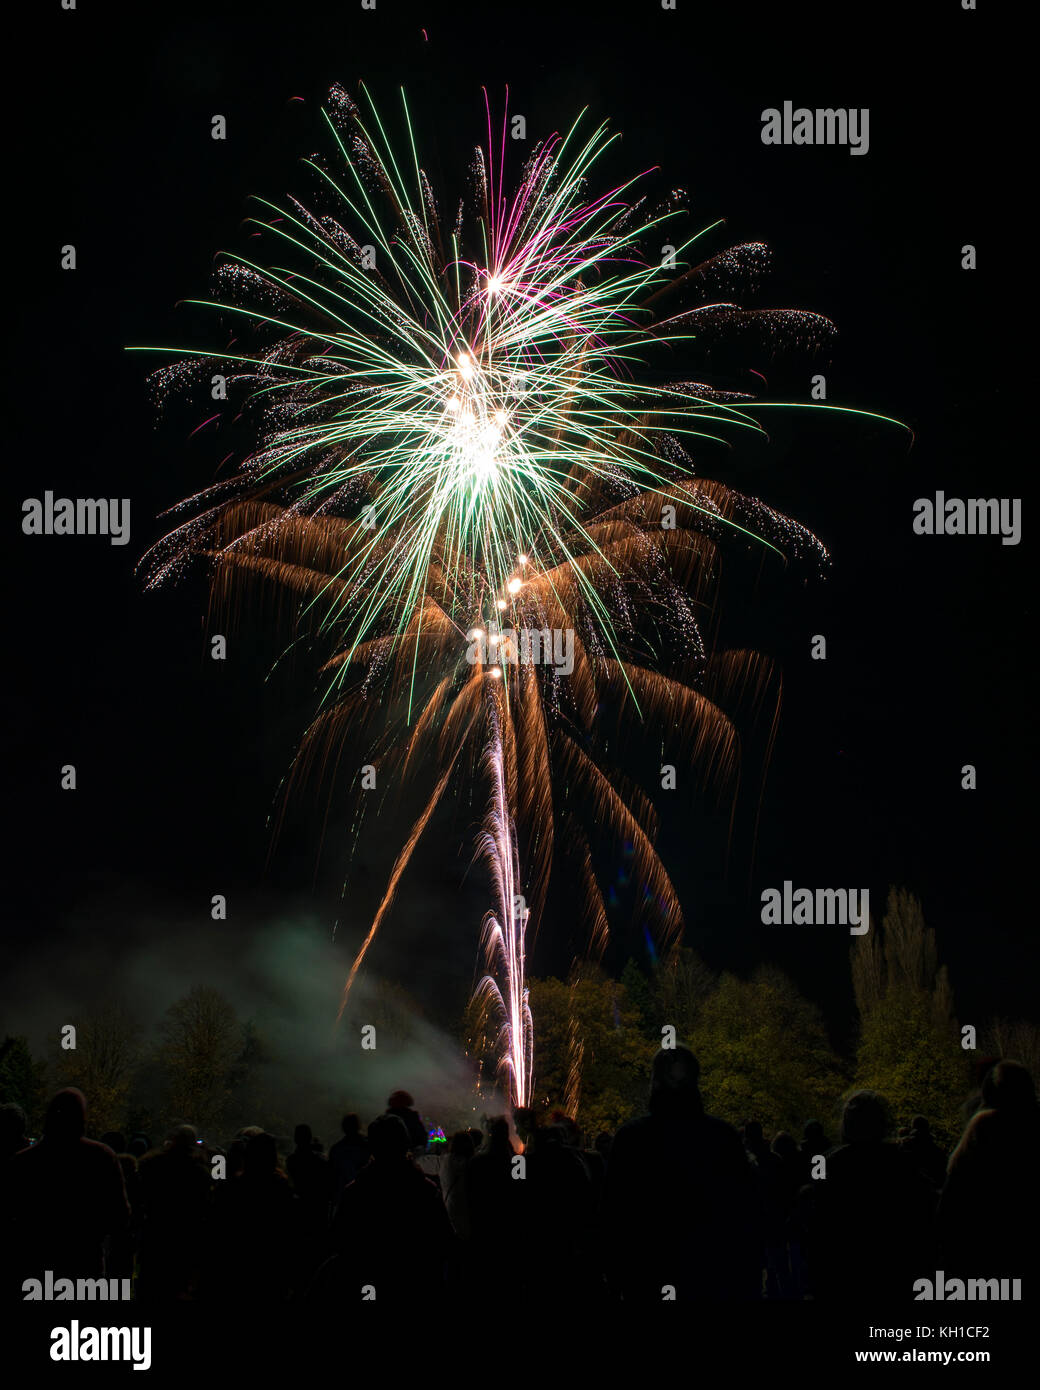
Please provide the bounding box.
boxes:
[50,1004,142,1136]
[980,1017,1040,1079]
[649,947,717,1039]
[619,958,655,1035]
[850,888,970,1147]
[854,989,971,1148]
[224,1018,274,1134]
[687,965,846,1135]
[530,966,650,1136]
[0,1035,47,1130]
[157,986,247,1138]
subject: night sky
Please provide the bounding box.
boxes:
[6,0,1032,1054]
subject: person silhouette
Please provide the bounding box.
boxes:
[3,1088,129,1284]
[804,1090,935,1300]
[0,1103,29,1163]
[286,1123,332,1209]
[604,1046,760,1301]
[939,1060,1040,1274]
[323,1113,454,1302]
[137,1124,211,1301]
[328,1113,370,1206]
[385,1091,428,1153]
[212,1129,296,1302]
[900,1115,948,1188]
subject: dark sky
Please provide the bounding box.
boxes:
[5,0,1032,1051]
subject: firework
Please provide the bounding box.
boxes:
[472,694,534,1108]
[137,86,902,1106]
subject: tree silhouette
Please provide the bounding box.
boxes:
[157,985,247,1137]
[0,1035,46,1130]
[851,888,969,1145]
[50,1004,141,1136]
[981,1016,1040,1078]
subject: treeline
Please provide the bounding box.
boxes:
[2,888,1036,1147]
[0,973,437,1143]
[525,888,1039,1145]
[0,987,272,1140]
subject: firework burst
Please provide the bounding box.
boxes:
[137,85,902,1106]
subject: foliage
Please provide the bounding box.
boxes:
[687,965,846,1135]
[49,1004,142,1137]
[0,1035,47,1131]
[853,985,971,1148]
[850,888,970,1148]
[530,967,652,1136]
[980,1017,1040,1080]
[156,986,255,1139]
[648,947,718,1040]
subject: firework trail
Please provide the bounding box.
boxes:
[472,692,534,1108]
[137,85,903,1107]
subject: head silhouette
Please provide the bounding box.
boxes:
[485,1116,514,1155]
[649,1045,700,1100]
[368,1114,411,1163]
[803,1119,826,1147]
[242,1131,279,1177]
[0,1103,27,1151]
[43,1088,86,1142]
[340,1113,361,1139]
[841,1090,890,1144]
[449,1130,475,1159]
[981,1060,1036,1114]
[549,1111,581,1146]
[293,1123,313,1149]
[772,1131,797,1159]
[165,1124,198,1152]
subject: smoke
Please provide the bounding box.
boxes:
[0,908,497,1144]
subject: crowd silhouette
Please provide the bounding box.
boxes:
[1,1050,1036,1303]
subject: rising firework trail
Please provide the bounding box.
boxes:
[472,694,534,1108]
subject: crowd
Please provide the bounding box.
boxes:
[1,1049,1036,1303]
